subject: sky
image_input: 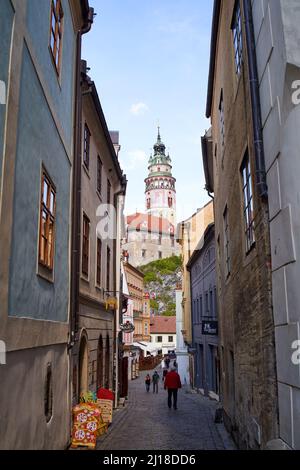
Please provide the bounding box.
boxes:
[82,0,213,222]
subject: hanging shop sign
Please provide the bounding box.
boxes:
[120,321,135,333]
[202,320,218,336]
[105,297,118,311]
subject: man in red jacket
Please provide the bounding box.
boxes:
[164,367,182,410]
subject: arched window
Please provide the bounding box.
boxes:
[79,334,89,395]
[44,363,53,423]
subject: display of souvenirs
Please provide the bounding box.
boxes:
[97,388,115,401]
[80,391,97,403]
[71,402,107,449]
[97,398,113,424]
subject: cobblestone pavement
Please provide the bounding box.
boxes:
[97,367,236,450]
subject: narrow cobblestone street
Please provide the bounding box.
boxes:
[97,367,236,450]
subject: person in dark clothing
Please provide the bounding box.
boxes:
[152,371,160,393]
[162,368,168,382]
[164,367,182,410]
[145,374,151,392]
[165,357,170,369]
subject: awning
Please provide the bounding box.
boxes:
[133,342,158,354]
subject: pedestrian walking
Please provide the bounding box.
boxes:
[152,371,160,394]
[164,367,182,410]
[145,374,151,393]
[173,359,178,369]
[165,356,170,369]
[162,368,168,382]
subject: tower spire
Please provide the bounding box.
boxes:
[157,126,161,143]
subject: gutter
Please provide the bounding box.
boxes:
[243,0,268,198]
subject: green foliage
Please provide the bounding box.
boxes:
[150,299,159,311]
[144,272,158,284]
[140,255,182,276]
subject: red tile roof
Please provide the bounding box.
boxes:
[150,316,176,334]
[126,213,175,235]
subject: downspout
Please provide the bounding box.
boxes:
[243,0,268,199]
[69,7,94,391]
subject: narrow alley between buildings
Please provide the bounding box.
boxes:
[96,366,236,451]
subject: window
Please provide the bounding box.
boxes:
[39,170,56,270]
[44,363,53,423]
[210,290,213,316]
[232,1,243,75]
[241,151,255,252]
[197,299,199,323]
[82,214,90,276]
[50,0,64,74]
[96,238,102,286]
[97,156,102,194]
[142,249,146,258]
[147,198,151,209]
[200,296,203,318]
[158,236,162,245]
[145,323,148,335]
[205,292,209,314]
[219,90,225,151]
[156,336,163,343]
[168,336,173,343]
[106,246,111,291]
[158,251,162,259]
[214,287,218,318]
[168,197,173,208]
[171,236,175,247]
[83,124,90,170]
[107,179,111,205]
[223,207,231,277]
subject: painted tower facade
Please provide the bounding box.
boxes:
[145,129,176,225]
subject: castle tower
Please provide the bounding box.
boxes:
[145,128,176,225]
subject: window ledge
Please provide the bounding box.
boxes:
[82,163,90,179]
[37,264,54,284]
[96,190,102,202]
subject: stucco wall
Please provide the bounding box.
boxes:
[190,234,218,393]
[0,0,14,184]
[253,0,300,449]
[0,344,70,449]
[26,0,76,151]
[8,45,70,322]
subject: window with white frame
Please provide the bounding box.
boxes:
[223,206,231,277]
[232,1,243,75]
[219,90,225,151]
[241,150,255,252]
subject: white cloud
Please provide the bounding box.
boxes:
[130,102,149,116]
[119,150,147,171]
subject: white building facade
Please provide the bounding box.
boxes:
[253,0,300,449]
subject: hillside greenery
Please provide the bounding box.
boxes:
[139,256,182,316]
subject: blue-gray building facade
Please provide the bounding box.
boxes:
[188,223,219,397]
[0,0,90,449]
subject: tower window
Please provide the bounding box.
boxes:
[168,197,172,208]
[147,198,151,210]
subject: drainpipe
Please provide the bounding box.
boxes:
[69,8,94,394]
[243,0,268,199]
